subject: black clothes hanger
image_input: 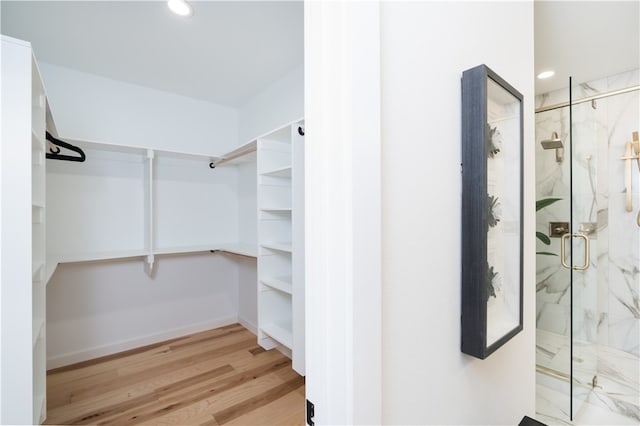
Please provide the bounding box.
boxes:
[46,132,86,162]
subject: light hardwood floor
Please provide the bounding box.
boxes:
[45,324,305,425]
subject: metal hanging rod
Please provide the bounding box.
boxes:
[535,85,640,113]
[209,146,257,169]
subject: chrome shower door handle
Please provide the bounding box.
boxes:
[560,232,590,270]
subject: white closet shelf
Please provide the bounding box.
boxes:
[53,249,149,264]
[261,322,293,349]
[214,243,258,258]
[153,243,257,258]
[45,260,59,285]
[32,316,44,347]
[260,207,292,212]
[49,244,258,270]
[260,242,293,253]
[32,262,44,281]
[261,165,292,177]
[153,245,216,256]
[61,137,262,167]
[31,129,44,148]
[260,276,292,294]
[63,137,224,161]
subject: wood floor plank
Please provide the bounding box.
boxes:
[224,390,305,426]
[116,329,254,376]
[47,345,284,424]
[46,324,304,426]
[48,324,246,387]
[47,333,255,412]
[213,375,305,424]
[136,372,289,426]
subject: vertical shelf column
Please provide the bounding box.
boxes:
[257,126,294,353]
[31,55,47,425]
[256,121,305,375]
[291,122,305,374]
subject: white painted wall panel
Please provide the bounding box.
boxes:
[46,253,238,368]
[238,65,303,143]
[39,62,238,154]
[380,2,535,425]
[237,257,258,333]
[237,160,257,246]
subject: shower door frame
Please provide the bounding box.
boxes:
[567,78,599,421]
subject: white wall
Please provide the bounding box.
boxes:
[380,2,535,425]
[46,253,238,368]
[237,257,258,333]
[238,160,257,246]
[237,160,258,332]
[39,62,238,154]
[238,64,303,143]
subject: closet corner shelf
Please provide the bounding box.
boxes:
[261,165,292,177]
[260,242,293,253]
[260,276,292,294]
[261,323,293,349]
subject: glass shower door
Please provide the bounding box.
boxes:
[568,80,599,420]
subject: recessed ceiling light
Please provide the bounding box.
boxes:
[168,0,192,17]
[537,70,555,79]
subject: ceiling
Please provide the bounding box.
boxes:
[534,0,639,94]
[1,1,303,107]
[1,1,637,102]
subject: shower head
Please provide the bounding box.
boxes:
[541,132,563,149]
[541,132,564,162]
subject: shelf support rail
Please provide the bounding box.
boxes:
[146,149,155,274]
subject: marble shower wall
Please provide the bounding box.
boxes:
[535,68,639,357]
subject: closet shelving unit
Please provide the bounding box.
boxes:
[44,138,258,281]
[1,35,54,424]
[3,33,307,425]
[31,54,48,425]
[257,121,305,374]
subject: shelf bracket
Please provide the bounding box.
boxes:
[145,254,155,275]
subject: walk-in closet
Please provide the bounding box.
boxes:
[1,1,305,424]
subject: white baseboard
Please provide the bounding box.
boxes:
[238,317,257,335]
[47,315,239,370]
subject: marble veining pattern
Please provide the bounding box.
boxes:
[536,68,639,424]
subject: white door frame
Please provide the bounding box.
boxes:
[304,2,382,424]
